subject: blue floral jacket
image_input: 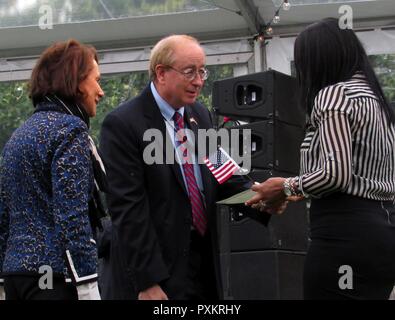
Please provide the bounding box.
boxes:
[0,102,98,285]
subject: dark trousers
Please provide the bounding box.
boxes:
[160,229,218,300]
[4,275,78,300]
[183,229,218,300]
[304,193,395,300]
[98,229,219,300]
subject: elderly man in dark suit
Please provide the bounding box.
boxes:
[99,35,221,300]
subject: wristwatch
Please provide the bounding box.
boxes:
[283,178,293,197]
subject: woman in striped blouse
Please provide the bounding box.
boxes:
[246,18,395,299]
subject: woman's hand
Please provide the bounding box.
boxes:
[245,178,305,215]
[245,177,287,207]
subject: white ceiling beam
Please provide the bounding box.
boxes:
[265,16,395,38]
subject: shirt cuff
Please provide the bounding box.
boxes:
[65,249,98,285]
[295,176,311,198]
[0,286,5,300]
[76,281,101,300]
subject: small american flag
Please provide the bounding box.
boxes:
[204,147,240,184]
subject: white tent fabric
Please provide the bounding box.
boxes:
[0,0,394,79]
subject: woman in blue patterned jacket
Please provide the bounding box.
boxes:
[0,39,105,300]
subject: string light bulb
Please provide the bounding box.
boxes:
[283,0,291,11]
[253,0,292,43]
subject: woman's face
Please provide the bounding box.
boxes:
[78,59,104,117]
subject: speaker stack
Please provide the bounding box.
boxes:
[212,70,309,300]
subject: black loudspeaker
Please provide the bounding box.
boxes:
[218,250,306,300]
[215,201,308,300]
[228,120,305,174]
[216,201,308,252]
[215,169,309,299]
[216,171,309,252]
[213,70,305,127]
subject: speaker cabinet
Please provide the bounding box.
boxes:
[216,181,309,253]
[213,70,305,127]
[228,120,305,174]
[218,250,306,300]
[215,168,309,299]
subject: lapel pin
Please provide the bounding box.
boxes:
[190,117,198,126]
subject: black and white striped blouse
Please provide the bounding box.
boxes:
[295,73,395,201]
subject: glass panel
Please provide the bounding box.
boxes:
[0,0,217,29]
[272,0,376,6]
[100,0,215,17]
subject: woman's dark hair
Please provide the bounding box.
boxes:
[294,17,394,123]
[29,39,98,106]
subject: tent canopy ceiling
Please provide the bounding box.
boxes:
[0,0,394,58]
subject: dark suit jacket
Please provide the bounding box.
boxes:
[99,85,220,299]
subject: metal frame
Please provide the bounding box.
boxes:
[0,39,254,82]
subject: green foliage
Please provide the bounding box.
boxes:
[0,64,233,151]
[0,82,32,152]
[90,64,233,145]
[3,54,393,153]
[90,71,149,144]
[199,64,233,111]
[370,54,395,102]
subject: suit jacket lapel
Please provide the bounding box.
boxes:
[184,107,199,149]
[143,86,188,195]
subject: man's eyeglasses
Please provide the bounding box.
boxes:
[166,65,209,81]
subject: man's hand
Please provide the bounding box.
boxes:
[138,284,168,300]
[251,199,289,215]
[287,195,305,202]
